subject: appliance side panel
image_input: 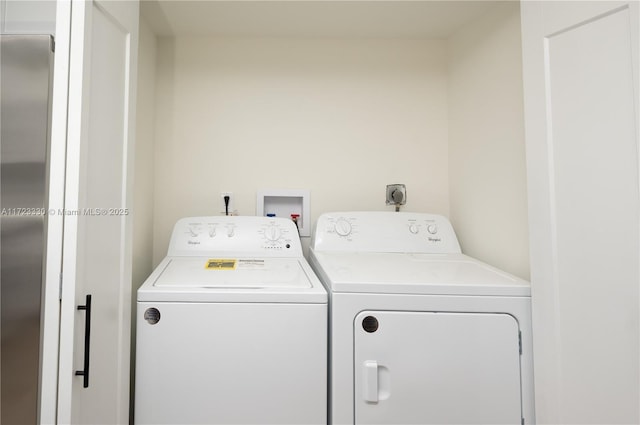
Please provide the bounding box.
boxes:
[0,34,53,425]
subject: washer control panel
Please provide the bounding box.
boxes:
[168,216,302,257]
[312,212,461,254]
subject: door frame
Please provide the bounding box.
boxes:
[39,1,71,423]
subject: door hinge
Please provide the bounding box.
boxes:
[521,417,525,425]
[518,331,522,355]
[59,272,63,301]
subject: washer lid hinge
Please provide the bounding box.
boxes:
[518,331,522,355]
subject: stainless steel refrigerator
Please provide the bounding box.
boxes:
[1,34,54,424]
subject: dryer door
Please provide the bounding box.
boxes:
[354,311,522,424]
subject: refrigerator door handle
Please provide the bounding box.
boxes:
[75,294,92,388]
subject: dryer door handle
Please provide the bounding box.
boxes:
[363,360,379,403]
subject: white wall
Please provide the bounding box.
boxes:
[131,16,157,422]
[152,37,449,265]
[142,7,531,278]
[447,2,529,279]
[133,17,157,289]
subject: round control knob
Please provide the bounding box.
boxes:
[409,224,419,234]
[227,227,235,238]
[427,224,438,234]
[264,226,281,241]
[188,227,198,237]
[334,219,352,237]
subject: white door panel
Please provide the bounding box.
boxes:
[354,311,522,425]
[57,0,138,423]
[135,302,327,425]
[542,1,628,35]
[547,9,638,423]
[522,2,639,423]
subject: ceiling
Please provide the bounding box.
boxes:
[141,0,503,39]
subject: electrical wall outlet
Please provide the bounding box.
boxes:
[386,184,406,205]
[221,192,234,215]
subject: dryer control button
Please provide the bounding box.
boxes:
[334,219,352,237]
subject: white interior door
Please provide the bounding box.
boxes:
[354,311,522,425]
[56,0,138,423]
[521,2,639,423]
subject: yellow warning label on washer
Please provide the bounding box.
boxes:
[205,259,237,270]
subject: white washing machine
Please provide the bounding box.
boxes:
[309,212,535,425]
[135,216,327,425]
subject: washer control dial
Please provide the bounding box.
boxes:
[264,225,281,241]
[188,225,202,237]
[409,224,419,234]
[334,218,352,237]
[427,224,438,234]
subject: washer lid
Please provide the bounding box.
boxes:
[138,257,327,303]
[310,251,530,297]
[156,257,310,288]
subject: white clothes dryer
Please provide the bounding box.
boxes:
[135,216,327,425]
[309,211,534,425]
